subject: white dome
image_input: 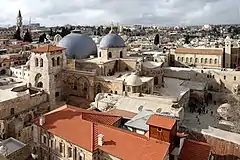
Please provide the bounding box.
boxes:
[125,73,142,86]
[217,103,231,120]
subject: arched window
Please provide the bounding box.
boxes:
[10,108,14,115]
[195,58,198,63]
[115,91,118,94]
[186,57,189,63]
[177,57,180,61]
[99,52,101,57]
[57,57,60,66]
[120,51,123,58]
[96,84,102,94]
[52,58,55,67]
[201,58,203,63]
[37,82,43,88]
[205,58,208,64]
[190,57,192,63]
[35,58,38,67]
[108,52,112,59]
[214,59,217,64]
[40,58,43,67]
[209,58,212,64]
[181,57,184,62]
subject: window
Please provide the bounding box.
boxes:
[195,58,198,63]
[190,57,192,63]
[201,58,203,63]
[55,92,59,97]
[52,58,55,67]
[57,57,60,66]
[212,75,215,78]
[224,75,226,80]
[181,57,184,62]
[205,58,207,64]
[99,52,101,57]
[214,59,217,64]
[209,58,212,64]
[68,147,72,158]
[108,52,112,59]
[186,57,189,63]
[50,140,54,149]
[234,76,236,81]
[59,142,63,153]
[10,108,14,115]
[157,128,162,132]
[114,91,118,94]
[40,58,43,67]
[73,85,77,90]
[177,57,180,61]
[120,51,123,58]
[43,136,47,144]
[207,75,209,78]
[79,152,85,160]
[35,58,38,67]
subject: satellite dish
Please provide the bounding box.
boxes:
[156,108,162,113]
[138,105,143,112]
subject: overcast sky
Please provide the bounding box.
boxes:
[0,0,240,27]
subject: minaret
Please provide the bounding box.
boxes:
[16,10,23,38]
[109,21,114,34]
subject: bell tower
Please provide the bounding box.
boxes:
[16,10,23,38]
[29,45,67,109]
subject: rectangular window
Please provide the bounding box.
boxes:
[68,147,72,158]
[234,76,236,81]
[59,142,63,153]
[224,75,226,80]
[43,136,47,144]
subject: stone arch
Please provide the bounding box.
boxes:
[37,82,43,88]
[57,57,60,66]
[207,93,213,102]
[76,76,91,99]
[40,58,43,67]
[35,58,38,67]
[52,58,55,67]
[35,73,43,88]
[0,69,6,75]
[95,83,103,95]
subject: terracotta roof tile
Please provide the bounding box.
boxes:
[32,45,65,53]
[147,114,176,130]
[106,109,137,119]
[180,139,211,160]
[34,105,170,159]
[97,124,170,160]
[176,48,224,55]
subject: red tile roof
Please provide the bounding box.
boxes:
[106,109,137,119]
[98,125,170,160]
[180,139,211,160]
[147,114,176,130]
[32,45,65,53]
[34,105,170,159]
[175,48,223,55]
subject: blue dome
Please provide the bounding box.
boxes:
[99,33,125,49]
[58,33,97,59]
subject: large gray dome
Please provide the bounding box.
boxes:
[99,33,125,49]
[58,33,97,59]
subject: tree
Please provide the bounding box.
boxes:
[154,34,160,45]
[23,29,33,42]
[39,33,46,43]
[49,28,54,37]
[184,35,191,44]
[13,27,22,40]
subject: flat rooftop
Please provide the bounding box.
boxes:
[94,93,182,116]
[2,137,26,156]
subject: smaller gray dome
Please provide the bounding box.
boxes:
[100,33,125,49]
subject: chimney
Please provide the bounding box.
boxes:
[39,115,45,126]
[98,134,104,146]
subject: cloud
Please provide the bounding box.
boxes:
[0,0,239,26]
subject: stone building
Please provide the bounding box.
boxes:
[31,105,211,160]
[172,37,240,69]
